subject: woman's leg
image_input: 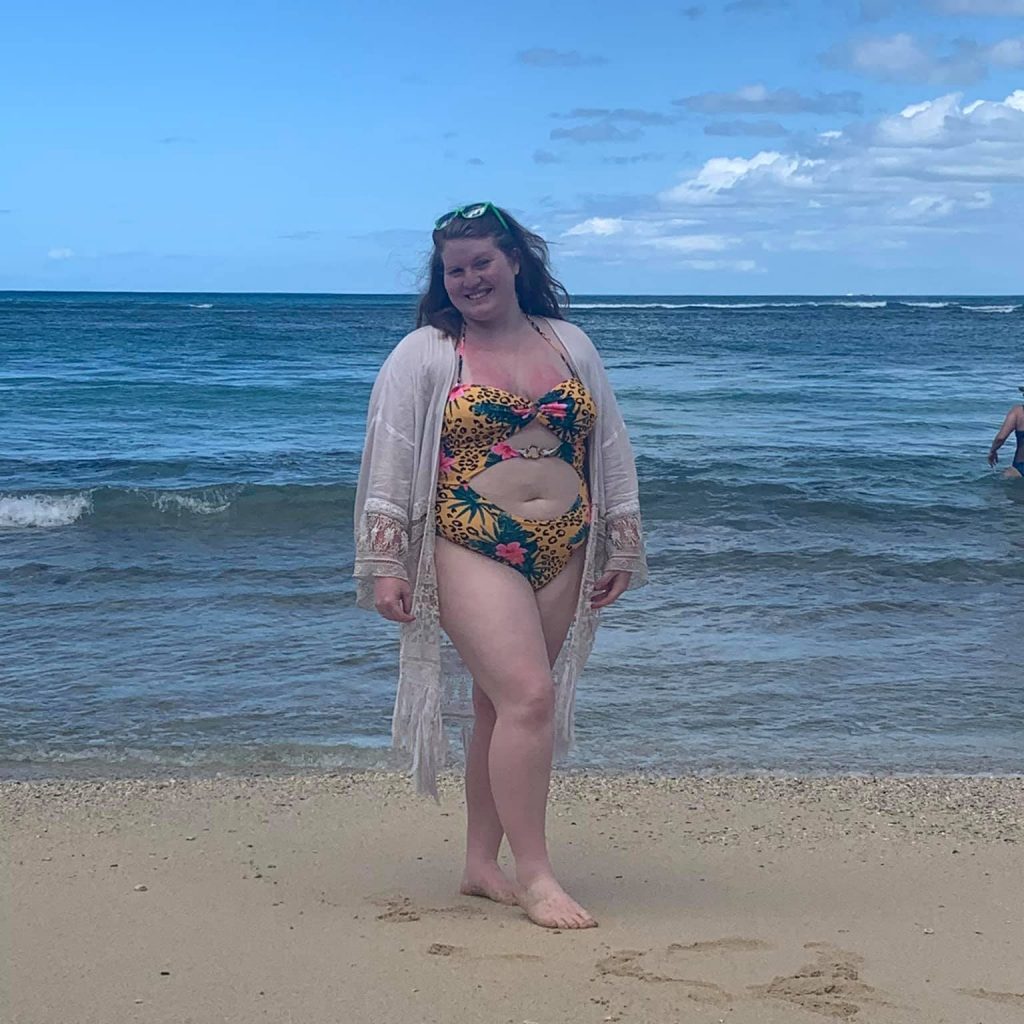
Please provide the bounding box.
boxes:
[509,547,588,926]
[460,547,585,905]
[436,537,592,928]
[459,682,517,904]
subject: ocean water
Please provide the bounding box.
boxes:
[2,291,1022,780]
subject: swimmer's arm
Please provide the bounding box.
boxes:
[987,409,1018,464]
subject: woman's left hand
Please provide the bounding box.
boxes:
[590,570,631,609]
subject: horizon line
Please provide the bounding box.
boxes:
[3,289,1022,299]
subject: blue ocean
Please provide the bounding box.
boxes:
[2,291,1022,780]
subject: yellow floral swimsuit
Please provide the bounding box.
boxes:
[435,333,597,590]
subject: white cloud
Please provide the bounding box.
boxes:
[559,218,741,265]
[559,90,1020,276]
[930,0,1024,12]
[659,152,824,204]
[647,88,1021,260]
[874,89,1024,147]
[848,33,935,79]
[891,194,957,219]
[646,234,736,252]
[682,259,760,271]
[47,248,74,260]
[564,217,625,236]
[675,83,862,114]
[990,37,1024,65]
[563,217,704,238]
[830,31,1024,83]
[891,189,994,219]
[863,0,1024,19]
[550,123,644,144]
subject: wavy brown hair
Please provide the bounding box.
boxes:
[416,204,569,338]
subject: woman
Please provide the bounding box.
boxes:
[987,387,1024,478]
[352,202,647,930]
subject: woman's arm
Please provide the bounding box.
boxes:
[585,336,648,592]
[353,346,419,607]
[987,407,1020,466]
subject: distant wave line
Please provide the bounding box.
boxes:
[572,300,1020,312]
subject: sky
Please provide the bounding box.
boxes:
[2,0,1023,295]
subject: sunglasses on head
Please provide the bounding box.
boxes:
[434,202,510,233]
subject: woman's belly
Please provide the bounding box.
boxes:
[468,425,583,519]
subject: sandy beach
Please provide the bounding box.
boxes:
[3,771,1022,1024]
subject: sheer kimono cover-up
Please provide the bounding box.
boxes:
[353,318,648,798]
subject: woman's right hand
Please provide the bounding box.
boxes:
[373,576,415,623]
[988,447,1000,467]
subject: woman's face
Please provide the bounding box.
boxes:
[440,237,520,323]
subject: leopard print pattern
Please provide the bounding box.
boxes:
[438,380,594,488]
[435,479,591,590]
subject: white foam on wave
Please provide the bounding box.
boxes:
[188,303,214,309]
[574,300,889,310]
[151,491,232,515]
[901,301,950,308]
[574,301,793,310]
[572,302,704,309]
[964,304,1019,313]
[0,493,92,528]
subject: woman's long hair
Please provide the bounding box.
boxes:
[416,205,569,338]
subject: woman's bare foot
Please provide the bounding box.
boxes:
[460,861,518,905]
[517,876,597,929]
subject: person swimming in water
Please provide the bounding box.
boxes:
[987,387,1024,479]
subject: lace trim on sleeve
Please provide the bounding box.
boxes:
[356,499,409,580]
[365,511,408,559]
[604,509,645,576]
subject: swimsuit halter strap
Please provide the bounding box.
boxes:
[525,315,576,378]
[457,315,574,385]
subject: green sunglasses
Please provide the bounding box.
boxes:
[434,202,510,233]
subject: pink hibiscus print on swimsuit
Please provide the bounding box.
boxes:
[490,441,519,461]
[538,401,568,419]
[513,405,534,419]
[438,448,456,474]
[448,384,468,401]
[495,542,527,566]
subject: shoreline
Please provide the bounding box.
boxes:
[5,768,1023,840]
[4,760,1023,784]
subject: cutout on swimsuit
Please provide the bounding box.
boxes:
[439,377,596,487]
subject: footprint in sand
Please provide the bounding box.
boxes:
[426,942,543,963]
[959,988,1024,1008]
[749,942,890,1020]
[669,937,771,954]
[370,894,486,923]
[595,949,734,1006]
[594,936,771,1006]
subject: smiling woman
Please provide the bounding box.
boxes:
[352,201,647,931]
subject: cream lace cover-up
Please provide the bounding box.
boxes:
[353,318,648,798]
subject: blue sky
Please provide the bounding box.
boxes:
[3,0,1023,294]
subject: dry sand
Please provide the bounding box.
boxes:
[2,771,1022,1024]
